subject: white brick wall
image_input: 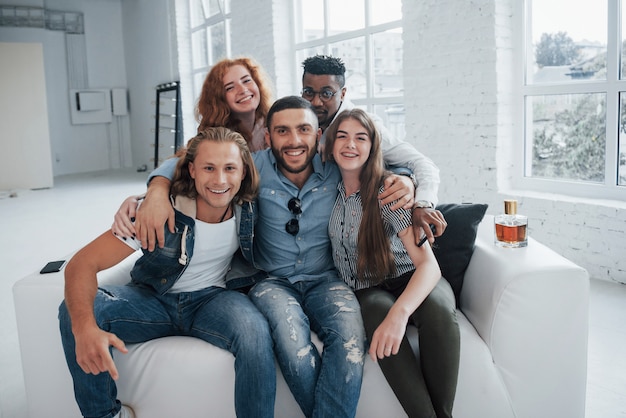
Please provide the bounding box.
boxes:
[403,0,626,283]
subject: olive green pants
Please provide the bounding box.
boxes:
[356,276,460,418]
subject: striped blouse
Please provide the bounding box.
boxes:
[328,182,415,290]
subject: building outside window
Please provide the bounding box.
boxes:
[521,0,625,200]
[292,0,405,140]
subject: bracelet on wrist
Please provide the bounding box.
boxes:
[413,200,433,209]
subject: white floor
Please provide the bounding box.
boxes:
[0,169,625,418]
[0,169,149,418]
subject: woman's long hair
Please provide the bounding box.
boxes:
[324,109,396,284]
[195,57,274,144]
[170,127,259,205]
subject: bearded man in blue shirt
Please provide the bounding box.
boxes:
[244,96,365,417]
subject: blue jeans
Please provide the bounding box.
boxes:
[58,284,275,418]
[249,277,365,418]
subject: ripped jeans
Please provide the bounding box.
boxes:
[249,277,365,418]
[58,284,275,418]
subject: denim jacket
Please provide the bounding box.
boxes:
[129,196,197,294]
[130,196,266,294]
[224,200,269,290]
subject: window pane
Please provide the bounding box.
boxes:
[328,38,367,99]
[209,22,227,63]
[203,0,227,18]
[619,93,626,185]
[370,0,401,25]
[190,0,204,27]
[190,0,230,28]
[372,28,403,98]
[328,0,364,34]
[191,28,208,69]
[373,104,405,141]
[526,93,606,183]
[528,0,607,84]
[300,0,324,41]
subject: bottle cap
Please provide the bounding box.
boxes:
[504,199,517,215]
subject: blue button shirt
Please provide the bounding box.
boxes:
[252,149,341,283]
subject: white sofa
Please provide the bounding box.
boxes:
[13,215,590,418]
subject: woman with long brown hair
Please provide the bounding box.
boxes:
[325,108,460,418]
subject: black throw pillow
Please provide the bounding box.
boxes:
[431,203,488,305]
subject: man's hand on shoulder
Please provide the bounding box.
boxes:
[136,176,175,251]
[379,174,415,211]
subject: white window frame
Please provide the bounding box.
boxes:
[175,0,232,141]
[188,0,232,99]
[514,0,626,201]
[291,0,404,137]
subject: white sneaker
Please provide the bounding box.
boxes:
[114,405,135,418]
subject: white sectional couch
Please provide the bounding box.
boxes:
[13,215,589,418]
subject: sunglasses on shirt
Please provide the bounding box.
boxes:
[285,197,302,236]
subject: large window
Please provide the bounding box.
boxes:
[521,0,625,200]
[292,0,405,139]
[189,0,231,99]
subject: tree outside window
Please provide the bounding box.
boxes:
[523,0,626,198]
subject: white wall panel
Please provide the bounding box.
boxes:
[0,42,53,190]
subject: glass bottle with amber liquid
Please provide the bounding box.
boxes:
[494,199,528,248]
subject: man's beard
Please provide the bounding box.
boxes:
[270,141,319,174]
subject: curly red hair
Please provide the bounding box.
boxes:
[195,57,274,145]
